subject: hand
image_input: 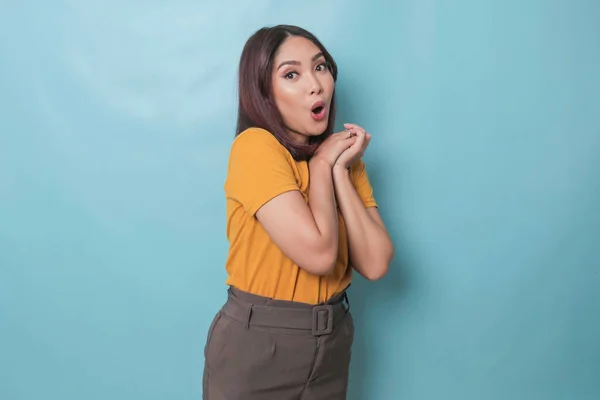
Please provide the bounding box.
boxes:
[334,123,371,170]
[311,129,357,167]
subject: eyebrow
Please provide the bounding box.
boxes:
[277,52,324,70]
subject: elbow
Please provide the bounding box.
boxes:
[362,265,389,281]
[309,250,338,276]
[363,243,394,281]
[305,234,340,275]
[302,243,338,276]
[286,237,338,276]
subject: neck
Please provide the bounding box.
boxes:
[287,129,309,145]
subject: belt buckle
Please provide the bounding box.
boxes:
[312,304,334,336]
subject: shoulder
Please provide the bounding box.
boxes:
[227,127,295,174]
[231,127,289,157]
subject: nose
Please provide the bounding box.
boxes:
[308,74,323,95]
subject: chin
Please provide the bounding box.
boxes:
[306,122,328,137]
[306,130,325,137]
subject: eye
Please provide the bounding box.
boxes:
[284,71,298,80]
[316,62,328,72]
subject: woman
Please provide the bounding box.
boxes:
[202,24,394,399]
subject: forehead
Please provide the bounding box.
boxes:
[274,36,322,62]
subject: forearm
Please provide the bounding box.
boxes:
[307,158,339,261]
[332,165,393,280]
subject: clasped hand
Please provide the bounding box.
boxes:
[312,123,371,170]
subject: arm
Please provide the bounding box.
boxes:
[227,128,356,276]
[332,164,394,280]
[256,157,339,275]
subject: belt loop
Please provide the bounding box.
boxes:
[245,304,253,330]
[343,291,350,312]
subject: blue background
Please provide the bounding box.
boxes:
[1,1,599,399]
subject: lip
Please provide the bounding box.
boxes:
[310,100,327,121]
[310,100,325,111]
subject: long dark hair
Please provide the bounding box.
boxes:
[235,25,338,161]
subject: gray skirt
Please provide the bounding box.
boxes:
[202,286,354,400]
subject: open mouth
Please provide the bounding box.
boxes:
[310,101,327,121]
[311,105,324,114]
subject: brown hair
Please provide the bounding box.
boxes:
[235,25,338,161]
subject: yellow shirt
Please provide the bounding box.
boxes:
[223,127,377,304]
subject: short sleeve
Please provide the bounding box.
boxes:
[350,158,378,208]
[225,128,300,216]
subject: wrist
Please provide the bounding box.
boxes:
[333,163,351,178]
[334,161,349,170]
[309,155,332,169]
[310,157,336,180]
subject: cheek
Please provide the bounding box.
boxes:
[273,83,302,116]
[277,84,301,103]
[323,75,335,95]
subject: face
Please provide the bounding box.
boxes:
[271,36,335,144]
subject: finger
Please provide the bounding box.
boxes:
[344,123,366,135]
[329,134,347,145]
[343,127,362,143]
[335,129,349,137]
[353,130,366,149]
[363,137,371,154]
[356,129,366,147]
[342,135,357,148]
[333,129,353,139]
[347,128,365,143]
[344,123,363,130]
[345,124,370,149]
[344,128,358,139]
[331,133,356,145]
[350,127,366,141]
[337,132,356,142]
[343,131,358,141]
